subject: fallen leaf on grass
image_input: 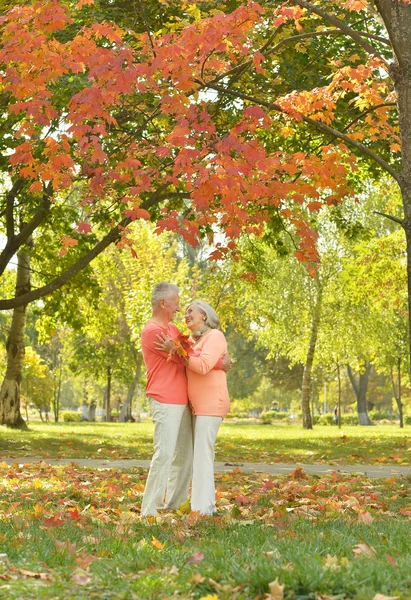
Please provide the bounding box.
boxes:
[0,554,10,566]
[186,552,204,564]
[16,569,52,581]
[357,510,374,525]
[75,552,97,569]
[199,595,218,600]
[323,554,340,571]
[55,539,77,555]
[267,577,285,600]
[150,536,163,550]
[190,573,205,583]
[82,535,100,544]
[72,570,92,586]
[353,543,376,558]
[385,554,396,568]
[177,499,191,515]
[372,595,399,600]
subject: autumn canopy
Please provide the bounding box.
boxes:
[2,0,403,311]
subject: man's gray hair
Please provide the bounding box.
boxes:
[152,282,180,307]
[191,300,220,329]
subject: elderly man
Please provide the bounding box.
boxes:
[140,282,230,516]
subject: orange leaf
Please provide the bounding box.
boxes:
[186,552,204,564]
[151,536,163,550]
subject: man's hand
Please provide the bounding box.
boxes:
[154,333,175,354]
[221,353,234,373]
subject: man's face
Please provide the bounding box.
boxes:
[162,292,180,321]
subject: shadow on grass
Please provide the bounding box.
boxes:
[0,421,154,459]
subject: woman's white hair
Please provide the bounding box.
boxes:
[151,282,179,308]
[191,300,220,329]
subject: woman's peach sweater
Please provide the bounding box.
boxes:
[187,329,230,417]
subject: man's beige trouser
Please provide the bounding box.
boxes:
[141,398,193,516]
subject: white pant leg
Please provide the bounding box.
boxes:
[191,416,222,515]
[166,404,193,508]
[141,399,189,516]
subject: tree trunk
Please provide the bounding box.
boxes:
[105,365,111,422]
[53,358,62,423]
[337,363,342,430]
[375,1,411,378]
[391,359,403,428]
[88,402,96,421]
[301,291,322,429]
[0,247,30,428]
[347,363,373,425]
[119,359,142,422]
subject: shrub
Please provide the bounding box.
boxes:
[260,411,274,424]
[369,409,394,421]
[228,410,250,419]
[341,414,359,426]
[318,414,336,426]
[273,411,288,421]
[405,415,411,425]
[61,411,81,422]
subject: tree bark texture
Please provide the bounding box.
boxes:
[347,363,373,425]
[105,365,111,422]
[374,1,411,378]
[301,291,322,429]
[0,247,30,428]
[52,358,62,423]
[391,359,403,428]
[119,359,142,422]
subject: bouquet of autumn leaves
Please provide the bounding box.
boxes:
[167,333,195,363]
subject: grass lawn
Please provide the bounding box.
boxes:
[0,462,410,599]
[1,421,411,465]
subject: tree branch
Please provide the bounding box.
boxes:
[342,101,397,132]
[201,82,401,183]
[0,184,52,278]
[207,28,389,91]
[5,179,25,241]
[136,0,156,57]
[374,210,403,225]
[0,189,182,310]
[289,0,389,64]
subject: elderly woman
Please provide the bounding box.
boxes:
[184,300,230,515]
[156,299,230,515]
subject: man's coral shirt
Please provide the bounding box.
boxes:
[141,321,188,405]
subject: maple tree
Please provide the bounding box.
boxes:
[1,0,411,427]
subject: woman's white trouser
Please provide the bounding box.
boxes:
[191,415,222,515]
[141,399,193,516]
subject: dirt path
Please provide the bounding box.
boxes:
[2,457,411,478]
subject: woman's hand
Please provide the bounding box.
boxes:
[221,353,234,373]
[154,333,175,354]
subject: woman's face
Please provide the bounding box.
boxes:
[185,304,206,331]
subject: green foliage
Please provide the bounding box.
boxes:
[316,414,336,426]
[260,410,289,424]
[369,409,395,421]
[61,411,81,422]
[342,415,361,426]
[260,411,274,424]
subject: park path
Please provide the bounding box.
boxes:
[1,457,411,478]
